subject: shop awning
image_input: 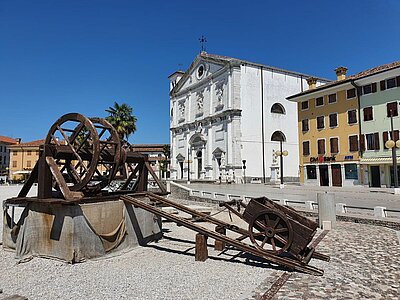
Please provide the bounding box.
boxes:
[360,157,400,164]
[12,170,32,175]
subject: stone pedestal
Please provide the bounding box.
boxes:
[317,192,336,229]
[3,198,162,262]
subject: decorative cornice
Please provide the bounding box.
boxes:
[170,109,242,134]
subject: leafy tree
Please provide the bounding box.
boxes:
[105,102,137,142]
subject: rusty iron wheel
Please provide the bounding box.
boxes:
[248,209,293,254]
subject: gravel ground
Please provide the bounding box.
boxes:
[0,218,278,300]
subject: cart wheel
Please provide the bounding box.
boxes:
[248,210,293,254]
[45,113,100,191]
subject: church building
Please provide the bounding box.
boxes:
[169,52,329,183]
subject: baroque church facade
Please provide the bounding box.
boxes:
[169,52,328,183]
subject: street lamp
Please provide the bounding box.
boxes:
[275,140,288,186]
[242,160,246,184]
[385,111,400,188]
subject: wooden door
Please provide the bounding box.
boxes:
[331,164,342,187]
[370,166,381,187]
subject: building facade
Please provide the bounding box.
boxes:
[0,136,18,181]
[288,69,361,187]
[357,63,400,187]
[169,52,329,183]
[288,61,400,187]
[8,139,44,182]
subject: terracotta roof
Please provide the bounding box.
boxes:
[9,139,45,148]
[287,61,400,100]
[0,135,18,144]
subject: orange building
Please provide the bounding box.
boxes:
[8,139,45,181]
[287,68,361,186]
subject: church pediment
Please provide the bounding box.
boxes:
[171,54,228,95]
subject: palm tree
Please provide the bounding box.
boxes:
[105,102,137,142]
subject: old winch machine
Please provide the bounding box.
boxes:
[5,113,329,276]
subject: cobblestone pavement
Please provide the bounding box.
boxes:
[248,222,400,300]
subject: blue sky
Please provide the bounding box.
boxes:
[1,0,399,144]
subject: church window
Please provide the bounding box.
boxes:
[271,103,286,114]
[271,131,286,142]
[197,64,205,79]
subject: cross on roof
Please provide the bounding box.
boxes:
[199,35,207,52]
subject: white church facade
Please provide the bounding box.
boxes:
[169,52,329,183]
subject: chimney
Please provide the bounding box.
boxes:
[16,138,21,144]
[335,66,348,81]
[306,77,317,90]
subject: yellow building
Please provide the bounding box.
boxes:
[9,139,44,182]
[287,67,361,186]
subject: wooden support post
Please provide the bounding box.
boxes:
[38,146,53,199]
[195,233,208,261]
[214,225,226,251]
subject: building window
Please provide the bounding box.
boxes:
[306,165,317,179]
[330,137,339,154]
[329,113,338,127]
[345,164,358,180]
[302,119,309,132]
[303,141,310,156]
[301,101,309,110]
[0,156,2,163]
[12,161,17,168]
[348,109,357,124]
[349,135,359,152]
[387,78,396,89]
[366,133,380,150]
[328,93,337,104]
[361,82,377,95]
[27,150,32,156]
[363,107,373,121]
[0,146,2,152]
[384,130,400,149]
[27,160,31,168]
[271,103,286,114]
[315,97,324,107]
[347,88,356,99]
[317,139,325,155]
[387,102,398,117]
[317,116,325,129]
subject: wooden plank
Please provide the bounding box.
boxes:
[144,161,167,193]
[46,156,83,201]
[195,234,208,261]
[214,225,226,251]
[38,147,53,199]
[18,160,39,197]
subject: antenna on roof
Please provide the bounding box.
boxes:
[199,35,207,53]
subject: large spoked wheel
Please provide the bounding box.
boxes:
[249,210,293,254]
[88,117,122,190]
[45,113,100,191]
